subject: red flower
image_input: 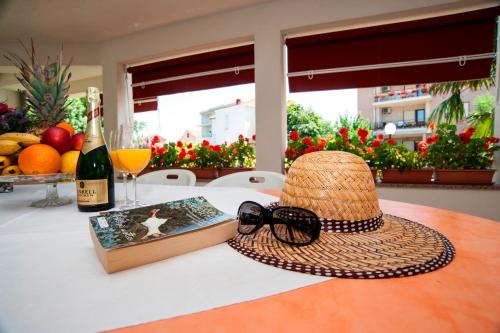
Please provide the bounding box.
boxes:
[151,135,160,145]
[177,141,183,148]
[418,141,428,151]
[285,147,296,158]
[212,145,223,153]
[305,146,316,153]
[156,146,166,154]
[426,134,438,144]
[357,128,369,139]
[244,138,249,142]
[458,132,470,144]
[238,134,244,139]
[339,128,349,140]
[387,138,396,145]
[0,103,8,113]
[318,138,326,149]
[377,133,384,140]
[371,139,381,148]
[252,134,256,141]
[466,127,476,136]
[301,137,314,146]
[159,158,165,164]
[289,130,299,142]
[202,140,210,146]
[187,143,192,149]
[178,150,187,160]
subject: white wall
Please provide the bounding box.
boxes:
[99,0,496,173]
[0,89,20,108]
[377,186,500,221]
[213,105,255,144]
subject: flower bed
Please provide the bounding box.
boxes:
[284,123,499,185]
[147,134,256,179]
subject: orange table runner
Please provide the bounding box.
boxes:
[109,195,500,333]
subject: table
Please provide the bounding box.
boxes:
[1,184,500,333]
[0,183,328,333]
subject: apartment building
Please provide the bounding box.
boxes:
[358,84,495,150]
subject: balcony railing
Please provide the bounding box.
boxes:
[374,86,431,103]
[373,120,427,130]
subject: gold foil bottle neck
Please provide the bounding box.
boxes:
[87,87,100,104]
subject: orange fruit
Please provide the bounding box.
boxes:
[56,122,75,136]
[18,144,62,175]
[61,150,80,174]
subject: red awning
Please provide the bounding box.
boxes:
[134,98,158,113]
[127,44,254,100]
[286,7,500,92]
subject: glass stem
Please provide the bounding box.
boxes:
[122,172,130,203]
[46,183,59,201]
[132,175,138,206]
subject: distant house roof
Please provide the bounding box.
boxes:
[200,99,255,114]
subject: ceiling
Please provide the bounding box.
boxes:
[0,0,272,43]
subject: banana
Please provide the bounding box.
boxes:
[0,132,40,146]
[2,165,20,176]
[0,156,11,169]
[0,140,21,155]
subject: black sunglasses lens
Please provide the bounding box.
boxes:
[272,208,319,245]
[237,202,263,234]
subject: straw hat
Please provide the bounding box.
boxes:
[228,151,455,279]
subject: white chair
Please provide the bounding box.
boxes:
[205,171,285,189]
[137,169,196,186]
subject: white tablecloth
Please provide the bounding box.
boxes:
[0,183,329,333]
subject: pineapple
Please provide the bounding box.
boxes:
[4,39,72,135]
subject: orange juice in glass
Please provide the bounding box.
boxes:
[116,125,151,208]
[116,149,150,176]
[109,150,125,172]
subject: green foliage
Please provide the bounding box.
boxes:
[335,113,371,132]
[467,93,495,138]
[426,124,498,169]
[287,102,333,137]
[150,135,256,169]
[64,97,87,133]
[134,120,147,135]
[373,143,427,170]
[429,69,494,125]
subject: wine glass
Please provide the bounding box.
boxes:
[116,125,151,208]
[109,128,133,209]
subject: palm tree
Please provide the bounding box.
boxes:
[467,92,495,137]
[428,73,495,125]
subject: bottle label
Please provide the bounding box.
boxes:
[81,133,105,155]
[76,179,109,206]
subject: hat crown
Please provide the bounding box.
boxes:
[280,151,380,221]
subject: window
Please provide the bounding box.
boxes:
[128,44,256,145]
[415,109,425,125]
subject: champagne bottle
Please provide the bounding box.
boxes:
[76,87,115,212]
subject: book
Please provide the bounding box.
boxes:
[89,196,237,273]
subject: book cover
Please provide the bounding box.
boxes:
[90,196,235,251]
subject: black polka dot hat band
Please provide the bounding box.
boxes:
[228,151,456,279]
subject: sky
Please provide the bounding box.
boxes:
[134,83,358,141]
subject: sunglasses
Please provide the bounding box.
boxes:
[237,201,321,246]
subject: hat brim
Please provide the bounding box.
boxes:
[228,209,455,279]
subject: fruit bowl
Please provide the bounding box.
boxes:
[0,173,75,208]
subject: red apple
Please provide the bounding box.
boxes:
[72,132,85,151]
[41,127,72,154]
